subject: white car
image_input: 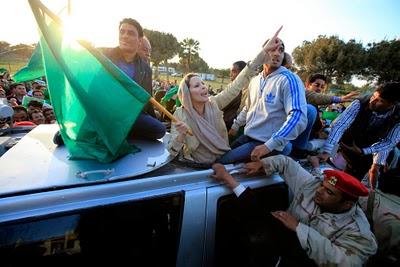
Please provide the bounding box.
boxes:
[171,72,183,77]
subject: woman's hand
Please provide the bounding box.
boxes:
[175,121,188,135]
[174,120,190,143]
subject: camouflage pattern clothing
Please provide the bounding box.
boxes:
[359,191,400,261]
[261,155,378,266]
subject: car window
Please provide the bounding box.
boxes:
[0,193,183,266]
[213,183,288,266]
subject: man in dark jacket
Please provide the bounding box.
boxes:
[222,60,247,131]
[319,82,400,186]
[103,18,165,140]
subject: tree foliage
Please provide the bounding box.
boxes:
[0,42,34,62]
[292,35,365,84]
[10,43,35,59]
[187,54,209,73]
[213,68,230,83]
[0,41,11,53]
[143,29,180,69]
[364,39,400,83]
[179,38,200,72]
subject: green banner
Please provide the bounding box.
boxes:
[13,44,45,83]
[29,0,150,162]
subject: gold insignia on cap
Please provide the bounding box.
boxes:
[328,176,337,186]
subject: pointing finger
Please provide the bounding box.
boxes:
[272,25,283,39]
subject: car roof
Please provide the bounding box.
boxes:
[0,124,173,197]
[0,124,333,198]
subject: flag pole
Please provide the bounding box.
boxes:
[149,97,192,135]
[68,0,71,16]
[29,0,63,26]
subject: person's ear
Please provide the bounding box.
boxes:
[341,200,354,211]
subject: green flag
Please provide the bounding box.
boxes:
[29,0,150,162]
[161,86,181,107]
[13,44,45,83]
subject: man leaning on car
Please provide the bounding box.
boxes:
[211,155,377,266]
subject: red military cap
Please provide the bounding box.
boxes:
[323,169,369,198]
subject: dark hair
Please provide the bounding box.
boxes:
[376,82,400,103]
[9,83,25,91]
[42,107,53,114]
[307,73,328,84]
[282,53,289,68]
[233,61,246,72]
[27,100,43,108]
[13,106,27,113]
[119,18,143,37]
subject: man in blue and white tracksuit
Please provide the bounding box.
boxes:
[219,39,307,163]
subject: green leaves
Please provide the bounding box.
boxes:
[364,39,400,83]
[143,29,180,69]
[293,36,399,84]
[179,38,200,72]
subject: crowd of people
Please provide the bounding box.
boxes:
[0,74,56,129]
[1,17,399,266]
[106,19,399,266]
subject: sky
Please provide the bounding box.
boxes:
[1,0,399,69]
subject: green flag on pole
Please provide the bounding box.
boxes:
[161,86,181,107]
[13,44,45,83]
[28,0,150,163]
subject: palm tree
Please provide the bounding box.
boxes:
[179,38,200,72]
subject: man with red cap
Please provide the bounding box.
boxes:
[211,155,377,266]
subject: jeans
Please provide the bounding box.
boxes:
[292,104,317,150]
[128,112,166,140]
[218,135,291,164]
[218,105,316,164]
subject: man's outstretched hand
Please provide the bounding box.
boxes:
[211,163,239,190]
[271,210,299,232]
[244,160,264,175]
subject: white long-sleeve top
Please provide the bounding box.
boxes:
[233,67,307,152]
